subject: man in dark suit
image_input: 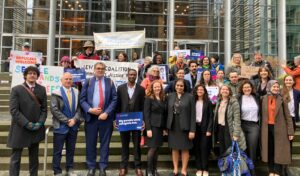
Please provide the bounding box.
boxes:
[115,69,145,176]
[50,72,82,176]
[80,62,117,176]
[7,66,47,176]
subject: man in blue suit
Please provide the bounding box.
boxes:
[80,62,117,176]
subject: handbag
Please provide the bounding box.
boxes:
[218,141,254,176]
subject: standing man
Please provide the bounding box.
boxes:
[116,69,145,176]
[50,72,82,176]
[226,71,240,97]
[77,41,100,60]
[7,66,47,176]
[170,53,189,80]
[80,62,117,176]
[250,50,274,76]
[184,60,200,89]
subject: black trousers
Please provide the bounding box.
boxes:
[268,125,282,174]
[9,143,39,176]
[194,124,209,170]
[218,125,232,156]
[241,120,260,162]
[120,130,142,169]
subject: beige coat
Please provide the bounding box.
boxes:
[261,95,294,164]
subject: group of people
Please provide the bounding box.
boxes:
[6,40,299,176]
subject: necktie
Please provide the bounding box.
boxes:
[30,87,34,92]
[98,80,104,109]
[67,89,72,110]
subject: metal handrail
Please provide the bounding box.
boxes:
[43,126,53,176]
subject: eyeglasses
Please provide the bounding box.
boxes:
[95,67,105,70]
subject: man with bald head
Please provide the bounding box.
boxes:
[50,72,82,176]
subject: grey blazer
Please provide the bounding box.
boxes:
[166,92,196,132]
[50,87,82,129]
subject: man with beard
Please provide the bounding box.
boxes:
[184,60,201,89]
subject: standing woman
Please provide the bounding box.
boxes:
[251,67,272,97]
[261,80,294,176]
[237,80,260,176]
[199,70,216,87]
[193,85,213,176]
[199,56,212,70]
[144,80,167,176]
[141,66,164,94]
[213,85,246,156]
[167,79,196,176]
[215,70,229,88]
[226,53,245,77]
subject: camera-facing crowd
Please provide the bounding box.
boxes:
[6,41,300,176]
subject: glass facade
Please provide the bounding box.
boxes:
[0,0,298,71]
[231,0,278,61]
[287,0,300,60]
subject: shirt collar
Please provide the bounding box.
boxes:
[127,83,136,89]
[25,81,35,88]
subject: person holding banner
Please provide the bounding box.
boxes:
[193,84,213,176]
[167,78,196,176]
[226,53,245,77]
[80,62,117,176]
[115,69,145,176]
[77,41,100,60]
[50,72,82,176]
[250,51,274,77]
[60,56,72,69]
[7,66,47,176]
[144,80,167,176]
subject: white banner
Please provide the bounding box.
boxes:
[94,31,145,50]
[9,50,43,72]
[169,50,191,58]
[11,64,64,95]
[74,60,139,88]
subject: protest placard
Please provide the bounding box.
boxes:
[74,60,139,88]
[240,66,259,79]
[94,30,145,50]
[115,112,143,132]
[64,68,86,83]
[9,50,43,72]
[11,64,63,95]
[169,50,191,58]
[206,86,219,104]
[154,64,169,83]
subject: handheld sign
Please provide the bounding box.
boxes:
[116,112,143,132]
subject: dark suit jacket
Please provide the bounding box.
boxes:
[292,89,300,122]
[164,79,191,94]
[80,76,117,122]
[116,83,145,113]
[7,83,47,148]
[197,100,214,133]
[144,97,166,130]
[166,92,196,132]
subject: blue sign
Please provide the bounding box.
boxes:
[116,112,143,132]
[65,68,86,83]
[189,50,204,60]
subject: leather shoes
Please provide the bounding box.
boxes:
[135,169,143,176]
[87,169,95,176]
[99,169,106,176]
[119,168,127,176]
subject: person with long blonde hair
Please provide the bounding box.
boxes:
[226,53,245,77]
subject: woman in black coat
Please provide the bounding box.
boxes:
[193,84,213,176]
[144,80,167,176]
[167,78,196,176]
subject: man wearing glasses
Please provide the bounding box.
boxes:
[80,62,117,176]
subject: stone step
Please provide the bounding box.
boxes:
[0,99,51,106]
[0,142,170,156]
[0,88,10,94]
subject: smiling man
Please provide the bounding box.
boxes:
[80,62,117,176]
[7,66,47,176]
[50,72,82,176]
